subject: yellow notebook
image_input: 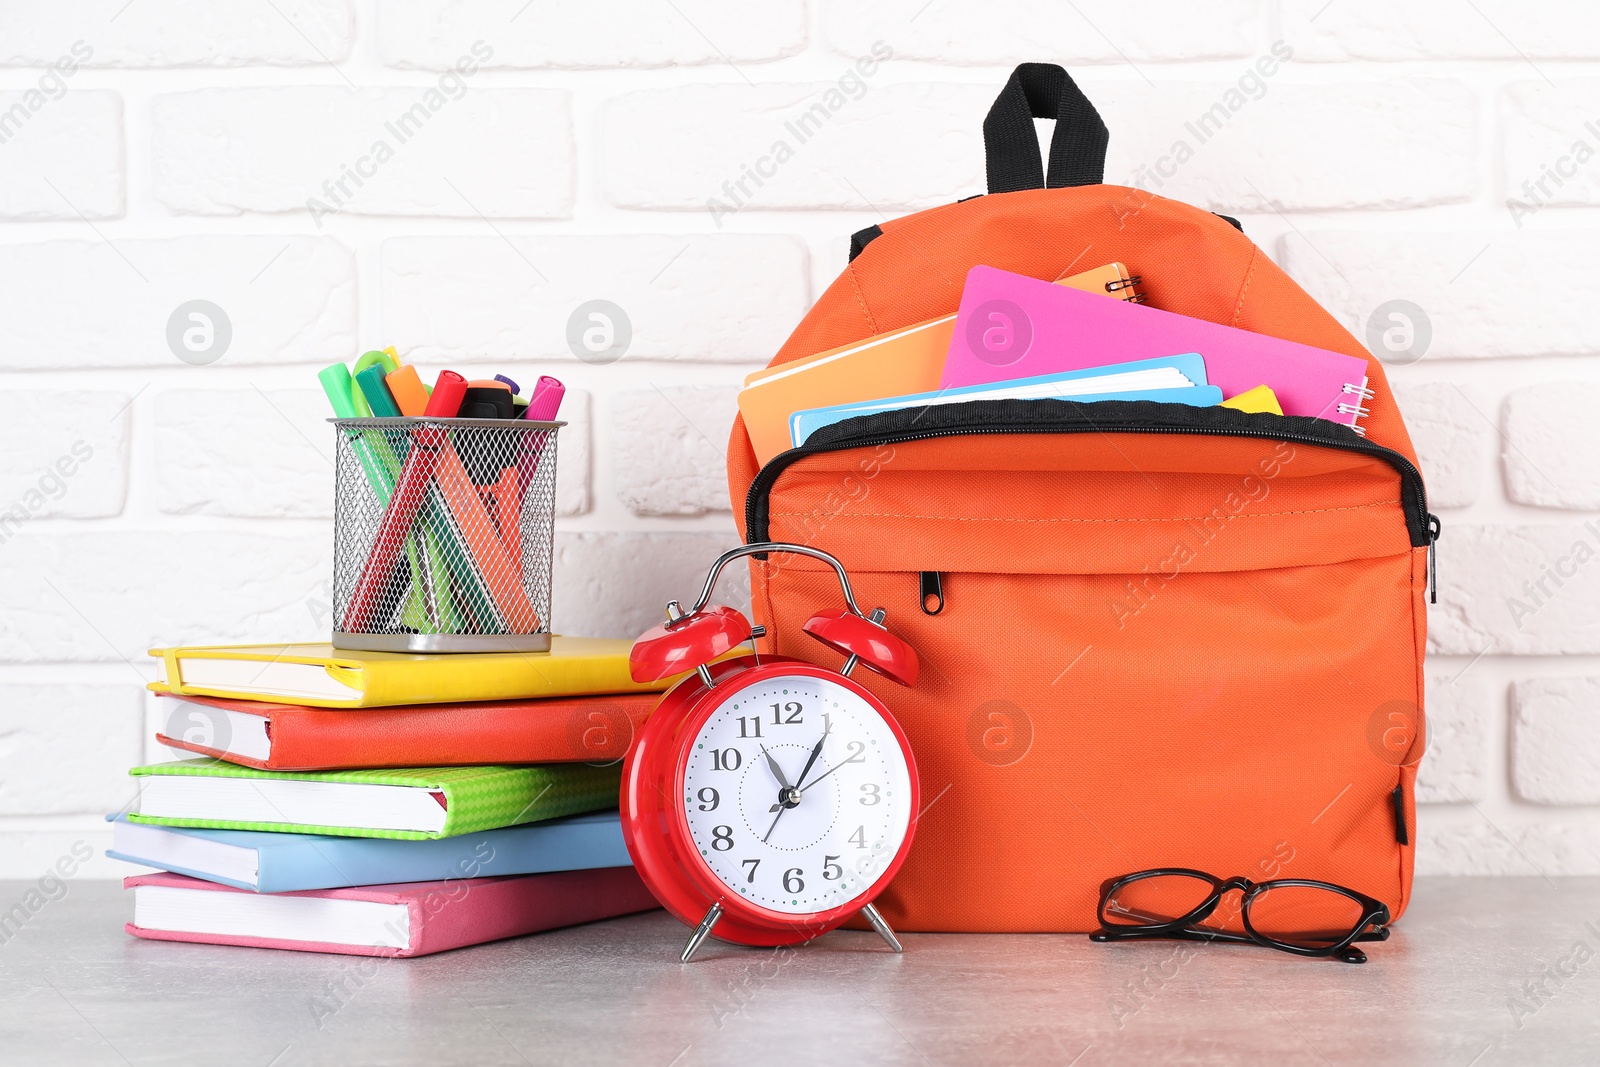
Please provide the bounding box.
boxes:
[1220,384,1283,416]
[739,262,1141,465]
[148,636,670,708]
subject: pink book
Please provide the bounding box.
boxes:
[943,265,1372,430]
[124,868,659,958]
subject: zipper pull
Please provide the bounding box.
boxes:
[919,571,944,615]
[1427,513,1441,605]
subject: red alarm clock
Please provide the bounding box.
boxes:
[622,543,921,962]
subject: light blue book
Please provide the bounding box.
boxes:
[106,810,631,894]
[790,353,1220,448]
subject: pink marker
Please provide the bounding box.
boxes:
[515,375,565,501]
[524,376,565,421]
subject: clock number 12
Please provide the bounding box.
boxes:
[770,701,803,726]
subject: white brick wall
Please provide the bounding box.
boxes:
[1279,0,1600,62]
[0,1,1597,876]
[1280,231,1600,359]
[1500,81,1600,210]
[0,237,357,369]
[0,89,123,220]
[153,389,334,518]
[1512,677,1600,805]
[1389,383,1488,510]
[611,385,740,516]
[375,1,807,70]
[828,1,1260,64]
[152,87,575,218]
[0,686,144,815]
[1502,384,1600,509]
[1097,78,1477,212]
[601,82,991,212]
[0,3,355,68]
[379,234,808,361]
[0,392,130,519]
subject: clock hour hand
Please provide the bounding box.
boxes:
[760,745,794,791]
[762,745,803,816]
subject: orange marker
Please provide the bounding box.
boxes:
[386,365,431,416]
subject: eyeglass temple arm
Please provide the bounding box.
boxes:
[1094,924,1388,946]
[1092,925,1257,946]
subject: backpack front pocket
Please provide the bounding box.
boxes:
[743,400,1431,932]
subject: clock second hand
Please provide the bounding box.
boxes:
[763,724,831,841]
[798,757,848,794]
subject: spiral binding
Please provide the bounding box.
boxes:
[1105,275,1147,303]
[1341,380,1375,436]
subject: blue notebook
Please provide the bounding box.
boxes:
[106,810,632,893]
[789,353,1220,448]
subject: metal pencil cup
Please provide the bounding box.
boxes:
[329,417,561,654]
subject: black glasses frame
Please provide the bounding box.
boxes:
[1091,867,1393,964]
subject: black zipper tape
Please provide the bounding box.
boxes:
[746,398,1433,549]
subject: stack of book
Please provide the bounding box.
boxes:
[111,637,670,958]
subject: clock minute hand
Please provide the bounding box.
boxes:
[792,725,831,791]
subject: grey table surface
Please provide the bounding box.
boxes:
[2,877,1597,1066]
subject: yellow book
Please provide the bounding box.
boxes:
[738,262,1141,465]
[148,636,670,708]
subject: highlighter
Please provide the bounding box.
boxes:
[460,380,515,421]
[317,364,360,419]
[355,365,403,418]
[513,376,566,499]
[524,376,566,421]
[385,364,432,416]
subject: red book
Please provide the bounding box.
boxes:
[154,692,655,771]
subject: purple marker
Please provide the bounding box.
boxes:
[494,374,520,394]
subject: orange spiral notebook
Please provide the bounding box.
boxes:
[736,262,1142,465]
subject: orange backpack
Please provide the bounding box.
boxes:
[726,65,1436,933]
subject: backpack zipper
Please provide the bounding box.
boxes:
[745,399,1439,598]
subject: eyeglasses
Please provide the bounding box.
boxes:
[1091,868,1392,964]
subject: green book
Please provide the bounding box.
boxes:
[127,760,621,841]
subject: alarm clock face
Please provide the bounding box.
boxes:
[679,672,912,916]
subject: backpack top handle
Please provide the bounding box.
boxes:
[983,63,1109,194]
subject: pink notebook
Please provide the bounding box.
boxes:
[943,266,1372,431]
[124,868,659,958]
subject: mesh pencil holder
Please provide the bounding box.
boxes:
[329,417,561,654]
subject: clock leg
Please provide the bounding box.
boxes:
[680,902,724,963]
[859,903,903,954]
